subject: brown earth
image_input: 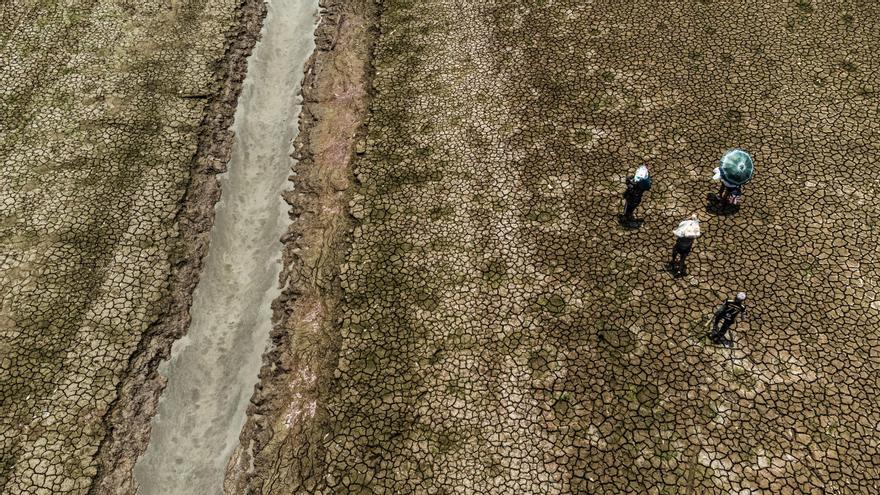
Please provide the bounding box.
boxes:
[4,0,880,494]
[239,0,880,493]
[0,0,264,493]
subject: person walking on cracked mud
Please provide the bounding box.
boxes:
[668,214,700,277]
[620,164,651,227]
[709,292,747,347]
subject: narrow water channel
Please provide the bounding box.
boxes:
[133,0,318,492]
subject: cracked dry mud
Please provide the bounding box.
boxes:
[0,0,262,493]
[242,0,880,493]
[3,0,880,494]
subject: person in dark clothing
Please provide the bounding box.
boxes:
[670,235,694,277]
[709,292,747,347]
[620,165,651,226]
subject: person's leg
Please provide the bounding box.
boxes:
[710,316,732,342]
[631,197,643,220]
[678,250,689,276]
[717,320,733,345]
[623,197,635,220]
[710,316,723,341]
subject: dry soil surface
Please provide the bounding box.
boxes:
[0,0,261,493]
[246,0,880,493]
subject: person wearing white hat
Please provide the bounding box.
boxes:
[668,214,700,277]
[709,292,747,347]
[620,165,651,227]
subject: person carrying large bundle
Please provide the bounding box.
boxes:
[669,214,701,277]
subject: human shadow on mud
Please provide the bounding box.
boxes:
[663,262,689,279]
[617,215,644,230]
[705,193,740,216]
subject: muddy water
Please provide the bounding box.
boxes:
[133,1,317,493]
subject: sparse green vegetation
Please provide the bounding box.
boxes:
[796,0,814,13]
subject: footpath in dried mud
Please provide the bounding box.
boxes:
[240,0,880,493]
[0,0,263,493]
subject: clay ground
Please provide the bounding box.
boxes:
[0,0,263,493]
[244,0,880,493]
[3,0,880,494]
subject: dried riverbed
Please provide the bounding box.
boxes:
[3,0,880,494]
[134,0,318,492]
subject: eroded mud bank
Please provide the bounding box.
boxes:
[224,0,377,491]
[0,0,266,493]
[89,1,267,493]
